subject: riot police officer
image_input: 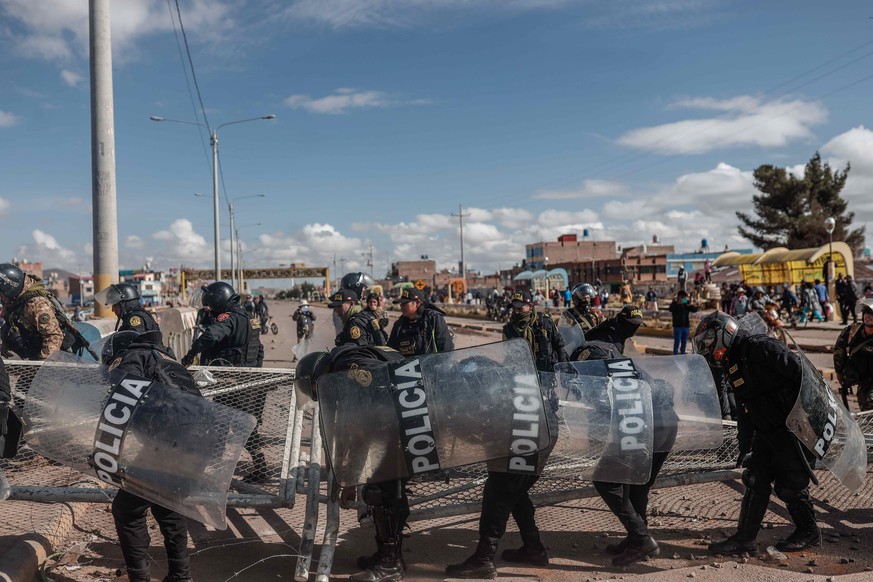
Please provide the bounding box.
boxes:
[575,305,645,358]
[446,289,563,578]
[181,282,267,482]
[330,288,383,346]
[95,282,159,332]
[362,292,389,346]
[561,283,603,331]
[102,329,199,582]
[692,311,820,555]
[833,298,873,410]
[296,344,410,582]
[0,262,85,360]
[341,272,377,299]
[387,288,453,356]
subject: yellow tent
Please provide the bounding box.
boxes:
[713,242,853,285]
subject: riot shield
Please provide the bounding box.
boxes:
[737,311,768,336]
[554,358,654,484]
[557,313,585,358]
[318,338,551,486]
[631,354,724,451]
[785,338,866,491]
[25,351,257,529]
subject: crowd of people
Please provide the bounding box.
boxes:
[0,261,871,582]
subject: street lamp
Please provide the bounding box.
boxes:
[150,114,276,281]
[235,222,262,293]
[229,194,266,290]
[825,216,836,296]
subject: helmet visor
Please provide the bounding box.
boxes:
[94,285,124,307]
[188,288,206,309]
[855,298,873,319]
[691,327,716,358]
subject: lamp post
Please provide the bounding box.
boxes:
[235,222,262,293]
[150,114,275,281]
[825,216,836,309]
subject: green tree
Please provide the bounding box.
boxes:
[737,152,865,253]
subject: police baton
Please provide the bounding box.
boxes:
[792,437,819,487]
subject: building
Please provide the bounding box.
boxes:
[525,234,616,271]
[389,259,437,286]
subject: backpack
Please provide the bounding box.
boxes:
[150,350,202,397]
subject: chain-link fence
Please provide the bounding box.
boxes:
[2,354,872,581]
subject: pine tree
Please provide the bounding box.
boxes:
[737,152,865,253]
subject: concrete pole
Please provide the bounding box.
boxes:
[90,0,119,318]
[211,131,221,281]
[229,201,236,290]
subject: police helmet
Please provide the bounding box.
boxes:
[691,311,739,369]
[571,283,596,307]
[0,263,26,302]
[99,330,142,364]
[340,272,376,298]
[295,351,331,404]
[94,282,141,307]
[856,298,873,319]
[201,282,239,313]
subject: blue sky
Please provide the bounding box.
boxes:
[1,0,873,278]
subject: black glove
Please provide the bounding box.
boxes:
[181,353,195,367]
[0,402,8,436]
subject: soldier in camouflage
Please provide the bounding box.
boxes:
[0,263,76,360]
[833,298,873,410]
[561,283,603,332]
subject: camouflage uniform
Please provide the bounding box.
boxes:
[833,322,873,411]
[2,277,66,360]
[561,305,603,332]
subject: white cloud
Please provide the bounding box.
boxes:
[284,88,428,115]
[60,69,83,87]
[152,219,210,265]
[535,179,629,200]
[0,111,19,127]
[617,97,828,154]
[0,0,235,63]
[16,229,77,265]
[125,235,145,250]
[822,125,873,222]
[0,197,10,215]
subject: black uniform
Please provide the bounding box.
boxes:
[116,299,159,333]
[328,343,410,582]
[575,316,637,358]
[0,357,11,452]
[107,332,199,582]
[188,304,263,367]
[337,309,384,348]
[362,308,389,346]
[712,330,817,554]
[833,322,873,410]
[387,305,453,356]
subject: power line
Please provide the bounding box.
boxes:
[173,0,211,134]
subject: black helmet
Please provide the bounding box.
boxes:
[571,283,596,307]
[691,311,739,369]
[294,351,331,404]
[201,282,239,313]
[340,272,376,298]
[99,330,142,364]
[0,263,26,302]
[94,282,141,307]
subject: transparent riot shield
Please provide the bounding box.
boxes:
[557,313,586,358]
[785,338,866,491]
[631,354,724,451]
[554,358,654,484]
[318,338,550,486]
[25,352,257,529]
[737,311,768,336]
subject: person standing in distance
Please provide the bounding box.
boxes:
[668,290,698,355]
[102,330,200,582]
[95,283,159,333]
[362,292,389,346]
[692,312,820,556]
[446,289,563,579]
[387,288,453,356]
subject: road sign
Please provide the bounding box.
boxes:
[415,279,426,290]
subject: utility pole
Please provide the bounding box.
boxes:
[452,205,470,290]
[89,0,119,318]
[361,245,374,278]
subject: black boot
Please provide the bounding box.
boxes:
[611,535,659,567]
[356,539,383,571]
[349,541,403,582]
[501,529,549,566]
[605,535,631,555]
[162,558,193,582]
[445,537,499,579]
[708,487,768,556]
[125,560,151,582]
[775,500,821,552]
[243,451,269,484]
